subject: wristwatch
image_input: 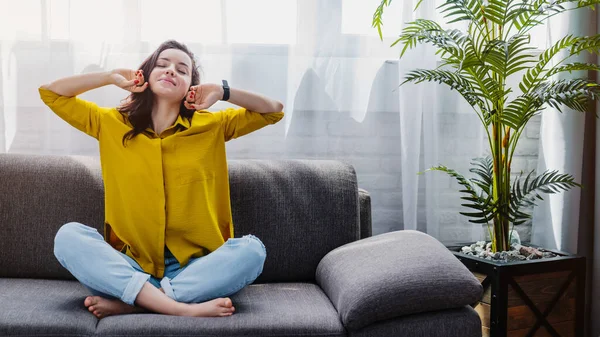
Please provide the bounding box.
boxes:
[222,80,230,101]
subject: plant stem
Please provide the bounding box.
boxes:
[489,14,511,253]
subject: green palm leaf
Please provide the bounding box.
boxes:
[520,35,581,94]
[546,62,600,77]
[372,0,392,41]
[463,66,506,107]
[532,78,600,112]
[504,78,599,130]
[469,157,494,195]
[508,1,600,33]
[482,34,537,78]
[483,0,512,25]
[511,0,564,32]
[502,95,544,130]
[510,169,581,225]
[402,69,485,108]
[570,34,600,56]
[505,0,537,26]
[505,34,538,76]
[425,165,496,224]
[394,20,489,75]
[438,0,485,25]
[395,19,463,59]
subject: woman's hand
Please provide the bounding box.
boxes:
[184,84,224,111]
[109,68,149,93]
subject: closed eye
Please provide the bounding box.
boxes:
[156,64,186,75]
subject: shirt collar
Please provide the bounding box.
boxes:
[175,113,191,130]
[141,114,191,136]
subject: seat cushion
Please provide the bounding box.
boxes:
[349,306,482,337]
[316,230,483,330]
[1,279,345,337]
[0,279,98,336]
[97,282,346,337]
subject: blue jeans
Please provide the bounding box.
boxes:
[53,222,266,306]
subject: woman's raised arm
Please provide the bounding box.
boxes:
[41,69,148,97]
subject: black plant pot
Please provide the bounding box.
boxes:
[446,243,586,337]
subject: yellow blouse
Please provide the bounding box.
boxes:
[39,87,284,278]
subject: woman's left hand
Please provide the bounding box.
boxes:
[184,84,224,111]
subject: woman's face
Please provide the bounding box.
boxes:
[148,48,193,102]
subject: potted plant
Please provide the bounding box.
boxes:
[373,1,598,336]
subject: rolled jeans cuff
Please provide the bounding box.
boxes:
[121,271,151,306]
[160,277,177,301]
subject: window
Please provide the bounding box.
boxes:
[226,0,296,44]
[0,0,42,41]
[141,0,223,44]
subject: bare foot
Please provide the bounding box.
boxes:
[84,289,235,318]
[180,297,236,317]
[84,296,145,319]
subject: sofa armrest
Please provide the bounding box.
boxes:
[315,230,483,331]
[358,188,372,239]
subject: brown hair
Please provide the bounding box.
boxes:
[118,40,202,147]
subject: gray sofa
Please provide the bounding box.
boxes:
[0,153,483,337]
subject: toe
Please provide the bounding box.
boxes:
[84,296,94,307]
[88,306,95,312]
[223,298,232,307]
[88,296,101,305]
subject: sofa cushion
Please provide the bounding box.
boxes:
[228,160,360,283]
[0,279,98,336]
[315,230,483,330]
[95,282,346,337]
[0,154,104,280]
[348,306,482,337]
[0,278,345,337]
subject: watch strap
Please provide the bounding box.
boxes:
[222,80,230,101]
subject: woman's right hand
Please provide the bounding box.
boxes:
[109,69,149,93]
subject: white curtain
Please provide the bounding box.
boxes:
[0,0,503,243]
[530,6,600,336]
[531,9,587,255]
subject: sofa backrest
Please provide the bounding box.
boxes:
[0,154,362,283]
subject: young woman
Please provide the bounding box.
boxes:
[40,40,284,319]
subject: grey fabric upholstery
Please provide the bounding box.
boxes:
[0,279,346,337]
[96,282,346,337]
[0,279,98,336]
[348,306,481,337]
[227,159,360,283]
[358,188,372,239]
[0,154,104,280]
[315,230,483,330]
